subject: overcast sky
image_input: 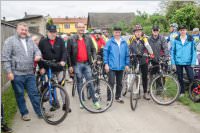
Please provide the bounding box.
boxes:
[1,1,161,21]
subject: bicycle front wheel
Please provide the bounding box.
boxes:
[130,75,140,111]
[150,74,180,105]
[40,84,70,125]
[80,78,113,113]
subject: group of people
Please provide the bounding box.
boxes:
[1,20,200,132]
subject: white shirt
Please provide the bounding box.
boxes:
[180,36,187,45]
[20,38,28,56]
[115,39,121,48]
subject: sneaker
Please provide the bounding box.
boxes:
[143,93,151,100]
[93,102,101,110]
[116,98,124,104]
[50,101,60,112]
[80,103,84,109]
[1,123,13,133]
[62,104,72,113]
[179,93,185,97]
[21,114,31,121]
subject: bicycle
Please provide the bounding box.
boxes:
[122,52,135,96]
[148,56,180,105]
[129,54,180,111]
[188,66,200,102]
[39,59,70,125]
[79,60,114,113]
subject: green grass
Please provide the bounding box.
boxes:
[2,85,17,127]
[178,93,200,114]
[154,78,200,114]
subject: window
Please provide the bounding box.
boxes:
[65,23,70,29]
[75,23,78,28]
[29,26,39,32]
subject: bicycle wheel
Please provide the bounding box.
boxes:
[40,84,70,125]
[122,72,128,96]
[80,78,113,113]
[36,74,47,95]
[130,75,140,111]
[72,77,76,97]
[150,74,180,105]
[189,79,200,102]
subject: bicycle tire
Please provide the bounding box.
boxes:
[40,84,70,125]
[72,79,76,97]
[122,72,128,96]
[150,74,180,105]
[80,78,113,113]
[130,75,139,111]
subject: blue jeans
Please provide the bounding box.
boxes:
[11,74,42,117]
[176,65,194,94]
[74,62,97,103]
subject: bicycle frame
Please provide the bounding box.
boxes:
[47,67,58,105]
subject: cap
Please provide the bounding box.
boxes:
[47,25,57,32]
[152,25,159,31]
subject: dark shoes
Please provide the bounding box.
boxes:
[1,123,13,133]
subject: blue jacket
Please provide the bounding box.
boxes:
[103,37,130,70]
[171,35,196,65]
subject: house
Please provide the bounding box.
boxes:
[8,12,48,35]
[87,12,135,30]
[52,17,87,34]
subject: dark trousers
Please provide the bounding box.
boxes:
[140,64,148,93]
[176,65,194,94]
[108,70,123,100]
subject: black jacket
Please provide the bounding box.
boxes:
[148,35,169,62]
[38,36,67,71]
[67,34,96,67]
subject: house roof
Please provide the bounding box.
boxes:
[8,15,43,22]
[52,18,87,24]
[87,12,135,29]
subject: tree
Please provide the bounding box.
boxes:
[170,4,197,30]
[46,17,54,29]
[160,0,196,21]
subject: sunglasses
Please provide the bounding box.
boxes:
[153,29,159,32]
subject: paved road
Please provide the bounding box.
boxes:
[12,83,200,133]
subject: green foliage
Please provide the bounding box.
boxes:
[2,86,18,126]
[170,4,197,30]
[46,17,54,29]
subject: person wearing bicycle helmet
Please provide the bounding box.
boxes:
[91,29,106,55]
[129,24,154,100]
[192,28,200,65]
[167,23,179,50]
[171,24,196,97]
